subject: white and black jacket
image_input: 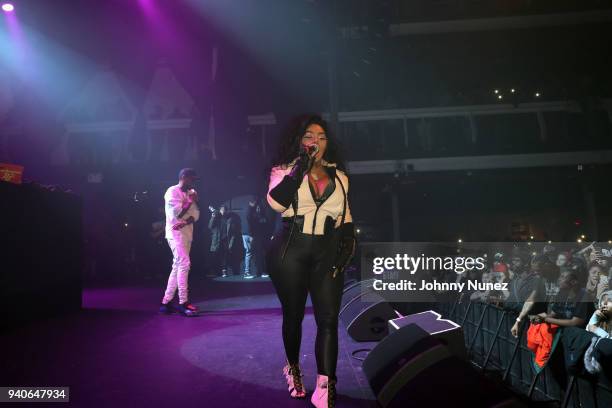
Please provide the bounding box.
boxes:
[267,160,353,236]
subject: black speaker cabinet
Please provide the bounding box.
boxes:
[362,323,520,407]
[388,310,466,359]
[1,182,83,330]
[341,278,376,311]
[339,290,397,342]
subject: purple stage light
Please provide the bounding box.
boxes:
[2,3,15,12]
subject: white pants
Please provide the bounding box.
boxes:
[162,237,192,304]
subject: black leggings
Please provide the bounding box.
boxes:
[267,228,344,379]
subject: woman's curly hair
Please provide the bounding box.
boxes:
[271,114,346,172]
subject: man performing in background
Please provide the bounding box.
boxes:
[242,199,257,279]
[208,204,229,277]
[159,168,200,317]
[244,198,269,278]
[209,204,243,277]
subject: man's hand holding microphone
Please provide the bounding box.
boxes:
[173,189,198,230]
[187,188,198,203]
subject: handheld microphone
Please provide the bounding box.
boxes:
[300,144,319,157]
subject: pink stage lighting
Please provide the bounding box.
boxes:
[2,3,15,12]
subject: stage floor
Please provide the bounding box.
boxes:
[1,278,377,407]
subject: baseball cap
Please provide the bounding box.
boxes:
[178,168,200,180]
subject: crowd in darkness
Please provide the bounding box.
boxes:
[433,241,612,372]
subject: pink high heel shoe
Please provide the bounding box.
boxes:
[282,363,306,398]
[311,374,336,408]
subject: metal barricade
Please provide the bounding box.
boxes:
[435,300,612,407]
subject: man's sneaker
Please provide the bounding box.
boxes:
[221,269,228,278]
[261,273,269,278]
[183,302,198,312]
[159,302,176,314]
[177,302,198,317]
[244,273,254,279]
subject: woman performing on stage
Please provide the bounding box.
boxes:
[266,115,356,408]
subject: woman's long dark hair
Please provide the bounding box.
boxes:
[271,114,346,172]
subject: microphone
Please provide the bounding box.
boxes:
[300,144,319,158]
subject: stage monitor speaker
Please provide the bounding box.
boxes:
[341,278,375,310]
[388,310,466,359]
[343,278,358,291]
[362,323,520,407]
[340,290,397,342]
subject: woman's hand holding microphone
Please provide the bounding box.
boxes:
[289,145,318,183]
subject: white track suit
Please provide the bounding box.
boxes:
[162,185,200,304]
